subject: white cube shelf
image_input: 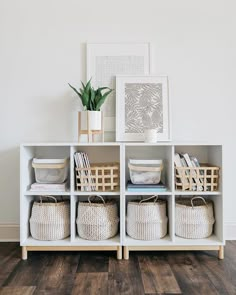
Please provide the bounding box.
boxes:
[20,142,224,260]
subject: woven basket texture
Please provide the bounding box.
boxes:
[30,200,70,241]
[127,198,168,240]
[175,197,215,239]
[77,198,119,241]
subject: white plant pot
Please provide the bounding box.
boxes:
[80,111,102,131]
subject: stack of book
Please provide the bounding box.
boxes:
[74,152,95,191]
[30,182,67,191]
[174,152,203,191]
[127,180,167,192]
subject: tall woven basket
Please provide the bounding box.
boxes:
[77,195,119,241]
[175,196,215,239]
[30,196,70,241]
[127,196,168,240]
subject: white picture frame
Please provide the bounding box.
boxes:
[87,43,150,132]
[116,75,170,142]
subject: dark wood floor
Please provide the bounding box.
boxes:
[0,242,236,295]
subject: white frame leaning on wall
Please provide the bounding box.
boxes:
[86,43,151,132]
[116,75,170,142]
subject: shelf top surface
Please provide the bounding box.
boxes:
[21,141,223,147]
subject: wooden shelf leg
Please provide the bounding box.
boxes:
[218,246,224,260]
[124,246,129,260]
[22,246,28,260]
[117,246,122,260]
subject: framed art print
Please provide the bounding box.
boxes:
[116,75,170,141]
[87,43,150,132]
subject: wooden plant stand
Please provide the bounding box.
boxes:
[78,111,104,142]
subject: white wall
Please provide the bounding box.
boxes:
[0,0,236,237]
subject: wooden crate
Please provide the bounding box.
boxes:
[75,162,119,191]
[175,164,220,192]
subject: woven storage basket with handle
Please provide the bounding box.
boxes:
[127,196,168,240]
[30,196,70,241]
[77,195,119,241]
[175,196,215,239]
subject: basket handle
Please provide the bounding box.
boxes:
[39,196,57,203]
[191,196,207,208]
[88,195,105,205]
[139,195,158,204]
[128,163,163,172]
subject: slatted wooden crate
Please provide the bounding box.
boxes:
[75,162,120,191]
[175,163,220,192]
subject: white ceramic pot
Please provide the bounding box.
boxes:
[144,129,158,143]
[80,111,102,131]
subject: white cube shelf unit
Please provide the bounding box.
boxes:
[20,142,224,260]
[20,143,122,260]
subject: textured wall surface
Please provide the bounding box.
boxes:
[0,1,235,233]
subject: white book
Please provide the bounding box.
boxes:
[83,152,95,191]
[174,153,182,167]
[30,182,66,191]
[174,153,189,188]
[81,152,91,191]
[182,153,203,191]
[78,152,87,191]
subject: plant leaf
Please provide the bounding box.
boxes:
[68,83,83,100]
[90,88,95,103]
[81,81,86,90]
[85,78,92,94]
[86,92,91,106]
[95,88,102,105]
[95,89,113,111]
[97,87,110,91]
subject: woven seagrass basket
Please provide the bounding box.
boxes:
[175,196,215,239]
[76,195,119,241]
[127,196,168,240]
[30,196,70,241]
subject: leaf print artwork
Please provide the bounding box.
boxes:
[125,83,163,133]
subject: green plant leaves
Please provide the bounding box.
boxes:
[68,79,113,111]
[95,88,113,111]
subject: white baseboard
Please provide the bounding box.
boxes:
[0,223,236,242]
[0,224,20,242]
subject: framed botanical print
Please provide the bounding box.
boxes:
[87,43,150,132]
[116,75,170,141]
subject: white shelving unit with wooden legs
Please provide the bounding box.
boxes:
[20,143,122,260]
[122,143,224,260]
[20,142,224,260]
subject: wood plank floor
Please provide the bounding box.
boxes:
[0,242,236,295]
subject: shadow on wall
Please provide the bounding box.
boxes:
[0,146,20,222]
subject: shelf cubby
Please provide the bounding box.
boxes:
[21,195,71,245]
[124,144,172,191]
[124,194,174,246]
[21,145,70,192]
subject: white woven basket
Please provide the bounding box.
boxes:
[77,195,119,241]
[30,196,70,241]
[175,196,215,239]
[127,196,168,240]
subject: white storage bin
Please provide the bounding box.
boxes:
[76,195,119,241]
[30,196,70,241]
[175,197,215,239]
[32,158,69,184]
[128,159,163,184]
[127,196,168,240]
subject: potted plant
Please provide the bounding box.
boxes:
[68,79,113,131]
